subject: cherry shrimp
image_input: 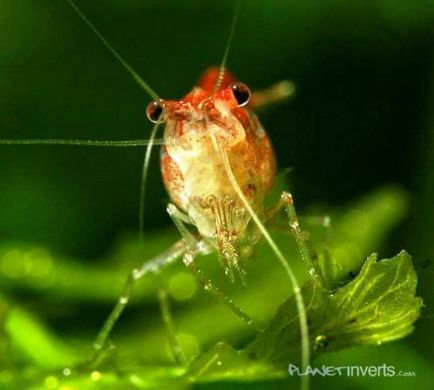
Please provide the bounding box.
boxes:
[0,1,325,388]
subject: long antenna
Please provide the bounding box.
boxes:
[213,0,241,93]
[0,139,164,147]
[65,0,160,100]
[138,122,161,237]
[217,142,310,390]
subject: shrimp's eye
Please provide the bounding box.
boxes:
[146,100,165,123]
[230,82,251,107]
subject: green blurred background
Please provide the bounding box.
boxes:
[0,0,433,389]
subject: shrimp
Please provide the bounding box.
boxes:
[0,1,319,389]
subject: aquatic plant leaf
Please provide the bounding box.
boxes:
[5,307,78,369]
[247,250,422,366]
[186,250,422,380]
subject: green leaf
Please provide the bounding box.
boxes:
[4,307,78,369]
[186,250,423,381]
[312,251,423,351]
[248,250,422,364]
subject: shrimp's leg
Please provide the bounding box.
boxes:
[267,192,327,288]
[166,203,260,331]
[155,274,185,365]
[92,240,187,362]
[166,204,197,247]
[182,252,259,330]
[303,215,335,287]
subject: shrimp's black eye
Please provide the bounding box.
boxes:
[231,82,251,107]
[146,100,165,123]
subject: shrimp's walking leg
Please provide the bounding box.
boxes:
[267,192,327,287]
[155,275,185,365]
[166,203,260,331]
[303,215,334,287]
[182,252,259,330]
[92,240,187,360]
